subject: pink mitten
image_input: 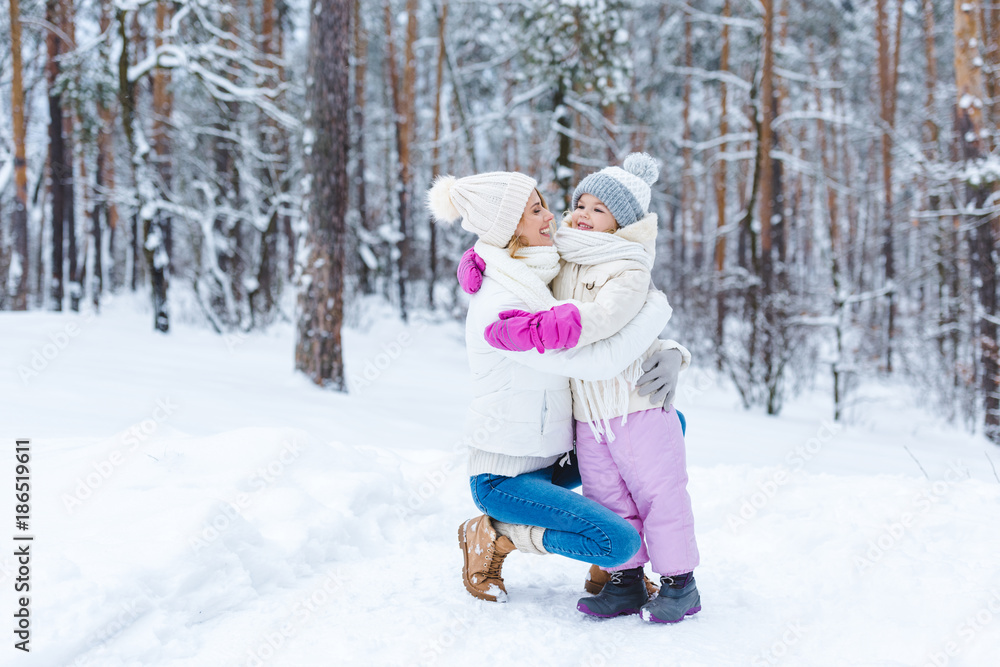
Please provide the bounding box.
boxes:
[457,247,486,294]
[484,304,582,353]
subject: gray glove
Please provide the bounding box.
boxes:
[636,348,683,410]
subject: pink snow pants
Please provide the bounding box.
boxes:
[576,407,699,576]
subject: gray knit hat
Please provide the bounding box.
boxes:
[571,153,660,227]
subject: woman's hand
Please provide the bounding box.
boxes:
[636,348,683,410]
[484,304,582,353]
[458,247,486,294]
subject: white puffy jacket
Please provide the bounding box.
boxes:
[463,274,672,476]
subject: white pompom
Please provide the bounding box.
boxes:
[623,152,660,185]
[426,175,461,223]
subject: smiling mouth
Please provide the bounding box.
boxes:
[577,223,593,231]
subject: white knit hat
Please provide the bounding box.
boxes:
[426,171,537,247]
[572,153,660,227]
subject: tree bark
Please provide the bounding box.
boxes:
[714,0,731,369]
[353,0,373,295]
[429,0,449,309]
[876,0,903,371]
[47,0,70,311]
[383,0,415,320]
[681,11,693,290]
[984,0,1000,153]
[954,0,999,442]
[295,0,350,390]
[147,0,172,332]
[118,9,141,294]
[8,0,30,310]
[252,0,282,326]
[554,80,573,211]
[758,0,775,283]
[99,0,121,294]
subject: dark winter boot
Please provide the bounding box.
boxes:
[577,567,648,618]
[584,563,660,597]
[639,572,701,623]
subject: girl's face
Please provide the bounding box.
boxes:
[570,193,618,232]
[514,190,555,246]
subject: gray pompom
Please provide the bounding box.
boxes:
[623,152,660,185]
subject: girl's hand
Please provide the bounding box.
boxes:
[457,247,486,294]
[636,348,683,410]
[484,304,582,353]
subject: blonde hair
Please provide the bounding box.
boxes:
[506,189,550,258]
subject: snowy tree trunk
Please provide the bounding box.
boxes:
[428,0,449,310]
[8,0,30,311]
[295,0,349,391]
[876,0,902,372]
[147,0,173,332]
[954,0,999,442]
[986,2,1000,154]
[97,0,120,295]
[554,80,573,212]
[61,0,82,312]
[382,0,416,321]
[714,0,731,370]
[758,0,776,284]
[351,0,374,296]
[47,0,71,311]
[250,0,285,327]
[680,12,693,302]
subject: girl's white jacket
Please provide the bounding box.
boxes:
[551,213,691,425]
[463,275,672,467]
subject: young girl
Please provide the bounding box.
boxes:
[483,154,701,623]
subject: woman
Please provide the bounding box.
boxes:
[427,171,687,603]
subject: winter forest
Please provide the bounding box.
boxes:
[1,0,999,439]
[3,1,1000,664]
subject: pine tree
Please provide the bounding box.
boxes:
[7,0,30,311]
[295,0,350,390]
[954,0,999,442]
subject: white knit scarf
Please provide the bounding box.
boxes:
[554,224,656,443]
[554,225,654,272]
[474,241,561,311]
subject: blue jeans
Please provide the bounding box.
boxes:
[470,464,641,568]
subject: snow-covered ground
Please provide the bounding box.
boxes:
[2,299,1000,667]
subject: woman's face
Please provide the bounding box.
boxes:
[514,190,555,246]
[570,193,618,232]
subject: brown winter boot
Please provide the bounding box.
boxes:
[458,514,516,602]
[584,564,660,597]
